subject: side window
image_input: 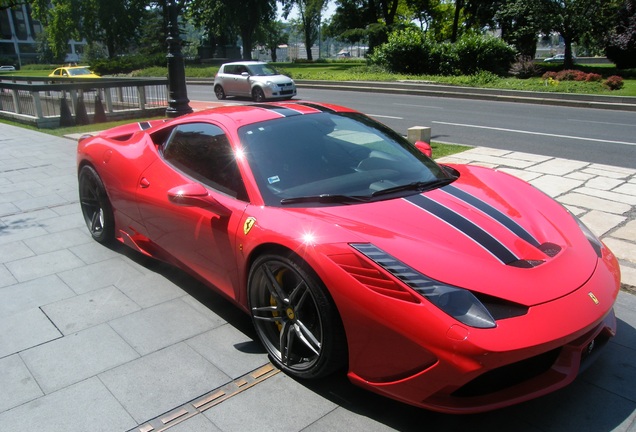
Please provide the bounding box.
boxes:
[162,123,248,201]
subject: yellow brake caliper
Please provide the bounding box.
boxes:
[271,269,287,332]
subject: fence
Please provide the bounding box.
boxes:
[0,76,169,128]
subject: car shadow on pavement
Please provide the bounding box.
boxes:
[107,241,636,432]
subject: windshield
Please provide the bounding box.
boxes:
[68,68,92,76]
[238,112,454,207]
[246,63,279,76]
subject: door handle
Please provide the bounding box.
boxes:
[139,177,150,188]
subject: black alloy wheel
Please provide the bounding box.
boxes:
[248,254,346,379]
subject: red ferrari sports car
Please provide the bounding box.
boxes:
[77,101,620,413]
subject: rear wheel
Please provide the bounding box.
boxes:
[248,253,346,379]
[214,85,226,100]
[252,87,265,102]
[78,165,114,244]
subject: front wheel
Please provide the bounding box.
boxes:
[78,165,114,244]
[252,87,265,102]
[248,253,346,379]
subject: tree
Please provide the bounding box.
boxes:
[606,0,636,68]
[495,0,551,59]
[32,0,146,59]
[186,0,276,60]
[281,0,327,60]
[543,0,620,69]
[255,20,288,62]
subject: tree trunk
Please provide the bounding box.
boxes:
[563,35,574,69]
[451,0,464,43]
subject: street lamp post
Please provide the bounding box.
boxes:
[166,0,192,118]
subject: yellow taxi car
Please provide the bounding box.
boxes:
[49,66,100,78]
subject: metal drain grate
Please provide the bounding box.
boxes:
[131,363,280,432]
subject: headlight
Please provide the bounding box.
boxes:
[266,81,277,90]
[351,243,496,328]
[574,216,603,258]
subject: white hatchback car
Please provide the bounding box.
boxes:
[213,61,297,102]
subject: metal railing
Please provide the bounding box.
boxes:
[0,76,169,128]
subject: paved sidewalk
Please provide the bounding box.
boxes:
[0,124,635,432]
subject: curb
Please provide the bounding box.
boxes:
[187,78,636,111]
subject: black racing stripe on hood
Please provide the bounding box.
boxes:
[442,185,541,248]
[405,194,519,264]
[250,103,302,117]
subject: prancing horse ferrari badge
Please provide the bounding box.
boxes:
[243,217,256,235]
[588,292,599,305]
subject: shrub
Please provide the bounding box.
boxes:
[368,27,431,75]
[453,34,516,76]
[510,56,543,79]
[90,54,165,75]
[604,75,624,90]
[556,69,586,81]
[542,71,558,80]
[585,73,603,82]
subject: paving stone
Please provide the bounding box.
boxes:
[614,182,636,197]
[0,377,136,432]
[100,342,230,424]
[574,186,636,206]
[20,324,139,394]
[13,194,70,212]
[167,414,222,432]
[302,407,399,432]
[58,257,144,294]
[495,167,543,182]
[0,354,43,412]
[109,298,220,356]
[186,324,268,379]
[581,210,626,237]
[68,241,121,265]
[0,264,16,288]
[5,249,85,282]
[527,159,589,176]
[0,274,74,316]
[566,171,596,181]
[23,228,91,254]
[587,163,636,176]
[585,177,625,191]
[558,193,631,215]
[39,212,85,233]
[504,151,552,163]
[0,240,34,263]
[204,373,337,432]
[463,147,512,157]
[619,264,636,288]
[42,285,141,335]
[115,272,186,308]
[582,167,632,179]
[563,205,586,216]
[0,308,61,358]
[603,238,636,264]
[0,223,49,245]
[612,220,636,242]
[529,174,584,198]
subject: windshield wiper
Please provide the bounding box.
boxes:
[280,194,370,205]
[371,177,456,198]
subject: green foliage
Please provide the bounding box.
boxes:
[605,0,636,69]
[369,28,515,76]
[90,54,166,75]
[604,75,624,90]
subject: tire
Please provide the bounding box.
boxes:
[214,85,226,100]
[78,165,115,244]
[248,253,346,379]
[252,87,265,102]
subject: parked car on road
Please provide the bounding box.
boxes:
[0,65,16,71]
[213,61,296,102]
[544,54,577,63]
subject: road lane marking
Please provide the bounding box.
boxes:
[369,114,404,119]
[432,121,636,147]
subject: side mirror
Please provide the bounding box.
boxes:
[167,183,231,217]
[241,71,249,77]
[415,141,432,157]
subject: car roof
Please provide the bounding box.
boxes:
[222,61,266,66]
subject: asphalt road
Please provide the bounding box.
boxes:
[187,84,636,169]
